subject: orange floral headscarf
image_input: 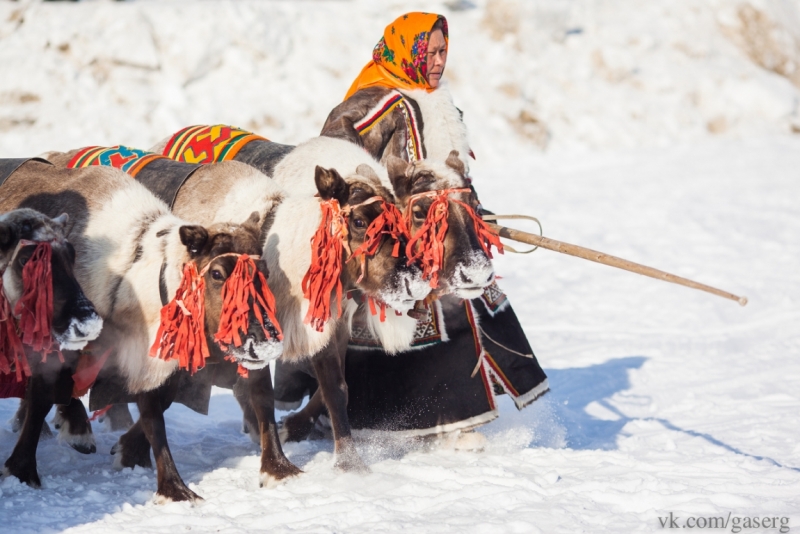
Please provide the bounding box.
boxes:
[344,12,448,100]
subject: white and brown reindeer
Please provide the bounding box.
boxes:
[153,132,499,469]
[0,205,103,487]
[0,159,285,502]
[270,143,502,445]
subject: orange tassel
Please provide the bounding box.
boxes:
[215,254,283,350]
[302,199,346,332]
[14,242,55,356]
[149,262,209,374]
[405,189,504,288]
[0,281,29,383]
[405,192,452,288]
[452,198,504,259]
[349,200,409,283]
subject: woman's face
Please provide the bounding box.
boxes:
[426,29,447,88]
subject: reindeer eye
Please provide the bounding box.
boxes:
[353,219,367,229]
[412,207,425,220]
[211,269,224,281]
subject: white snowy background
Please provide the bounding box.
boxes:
[1,0,799,532]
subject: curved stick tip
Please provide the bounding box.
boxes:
[738,296,748,307]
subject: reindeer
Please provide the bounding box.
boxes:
[0,207,103,487]
[276,149,502,444]
[0,159,284,502]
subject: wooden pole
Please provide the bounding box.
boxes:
[487,222,748,306]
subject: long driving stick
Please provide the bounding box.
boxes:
[485,218,748,306]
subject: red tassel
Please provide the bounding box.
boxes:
[0,280,29,383]
[349,200,409,283]
[302,199,346,332]
[452,198,504,259]
[405,189,503,288]
[14,242,55,356]
[405,192,452,288]
[149,262,209,374]
[215,254,283,350]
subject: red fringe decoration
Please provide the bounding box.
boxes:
[14,242,55,356]
[405,191,453,288]
[451,198,504,259]
[149,262,209,375]
[0,281,28,383]
[405,189,503,288]
[214,254,283,349]
[302,199,347,332]
[349,199,409,283]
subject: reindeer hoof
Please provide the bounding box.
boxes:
[259,462,303,488]
[278,414,315,443]
[111,437,152,469]
[334,453,370,474]
[3,460,42,488]
[153,484,203,504]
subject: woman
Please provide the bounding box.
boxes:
[276,12,548,441]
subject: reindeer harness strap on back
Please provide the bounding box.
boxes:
[0,158,53,188]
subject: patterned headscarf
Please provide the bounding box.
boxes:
[344,12,448,100]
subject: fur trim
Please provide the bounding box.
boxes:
[399,83,471,172]
[512,378,550,410]
[352,409,498,439]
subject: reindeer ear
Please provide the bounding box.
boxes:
[0,222,16,251]
[355,164,380,182]
[445,150,465,176]
[52,213,69,227]
[179,225,209,258]
[386,156,412,199]
[245,211,260,226]
[315,166,349,204]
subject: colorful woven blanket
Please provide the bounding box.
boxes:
[66,145,165,177]
[163,125,267,164]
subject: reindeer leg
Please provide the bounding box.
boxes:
[3,373,60,487]
[11,398,52,438]
[136,378,201,503]
[233,380,260,444]
[240,366,303,487]
[53,398,96,454]
[312,325,369,473]
[279,389,325,443]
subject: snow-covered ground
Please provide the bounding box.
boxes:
[1,1,799,533]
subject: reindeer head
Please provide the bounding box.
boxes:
[166,213,282,372]
[0,208,102,353]
[386,151,500,299]
[305,164,430,329]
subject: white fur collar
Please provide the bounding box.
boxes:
[399,83,471,173]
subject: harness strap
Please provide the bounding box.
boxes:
[0,158,53,188]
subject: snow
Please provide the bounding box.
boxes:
[2,0,800,532]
